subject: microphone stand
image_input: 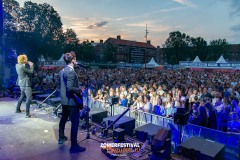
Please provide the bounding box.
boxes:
[34,89,57,109]
[77,66,103,143]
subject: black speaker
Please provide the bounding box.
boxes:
[108,96,119,105]
[174,109,189,126]
[151,128,171,149]
[103,115,135,136]
[113,128,125,143]
[90,108,108,124]
[135,123,165,142]
[151,128,171,160]
[180,137,225,160]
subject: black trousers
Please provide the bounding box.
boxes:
[59,105,80,145]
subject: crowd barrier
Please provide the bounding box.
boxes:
[90,100,240,159]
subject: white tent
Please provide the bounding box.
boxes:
[38,55,45,62]
[55,54,65,65]
[145,57,160,68]
[192,56,201,63]
[58,54,65,62]
[216,55,227,63]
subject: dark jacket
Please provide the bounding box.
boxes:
[207,110,217,129]
[205,103,217,129]
[59,66,80,106]
[190,115,208,127]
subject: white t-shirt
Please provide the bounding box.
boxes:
[143,102,152,112]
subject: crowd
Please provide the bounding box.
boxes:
[12,67,240,133]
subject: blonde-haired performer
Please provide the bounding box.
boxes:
[16,54,34,118]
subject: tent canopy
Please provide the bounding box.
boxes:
[58,54,65,62]
[216,55,227,63]
[192,56,201,63]
[38,55,45,62]
[145,57,160,68]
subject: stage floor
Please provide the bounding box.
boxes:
[0,98,142,160]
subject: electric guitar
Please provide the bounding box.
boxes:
[73,92,84,110]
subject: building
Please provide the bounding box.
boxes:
[227,44,240,61]
[156,46,166,64]
[94,40,104,61]
[96,35,165,64]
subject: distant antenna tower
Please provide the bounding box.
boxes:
[145,24,149,42]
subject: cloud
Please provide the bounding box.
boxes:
[87,21,108,29]
[231,24,240,32]
[116,7,183,21]
[126,22,182,33]
[229,0,240,33]
[62,16,109,31]
[172,0,196,7]
[230,0,240,17]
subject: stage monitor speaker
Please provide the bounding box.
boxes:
[102,115,135,136]
[151,128,171,160]
[180,137,225,160]
[90,108,108,124]
[135,123,165,142]
[113,128,125,143]
[152,128,171,149]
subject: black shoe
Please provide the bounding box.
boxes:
[58,136,68,144]
[70,144,86,153]
[25,114,34,118]
[15,110,22,113]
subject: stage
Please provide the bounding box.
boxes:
[0,98,140,160]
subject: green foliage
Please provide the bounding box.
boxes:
[3,0,65,63]
[170,55,178,65]
[207,39,229,60]
[80,41,96,62]
[63,29,80,55]
[3,0,21,30]
[163,31,229,63]
[103,42,117,62]
[3,0,98,64]
[190,37,208,61]
[163,31,193,61]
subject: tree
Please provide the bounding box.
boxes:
[207,39,229,60]
[103,42,116,62]
[23,2,64,60]
[190,37,208,60]
[62,28,81,54]
[80,41,96,62]
[3,0,21,32]
[163,31,192,62]
[10,1,65,61]
[169,55,178,65]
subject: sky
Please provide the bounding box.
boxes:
[16,0,240,46]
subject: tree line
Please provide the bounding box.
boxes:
[163,31,231,64]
